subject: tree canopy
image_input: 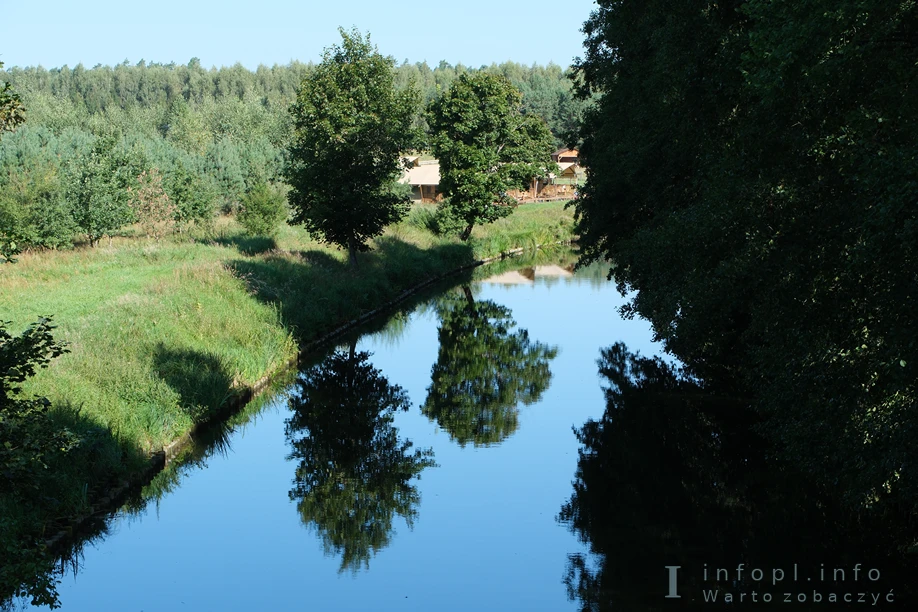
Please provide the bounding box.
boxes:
[572,0,918,509]
[0,62,25,136]
[286,29,421,265]
[428,73,556,240]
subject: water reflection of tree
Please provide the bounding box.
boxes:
[286,344,435,572]
[560,343,917,610]
[421,287,558,447]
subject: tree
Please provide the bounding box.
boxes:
[237,182,287,237]
[165,159,216,229]
[572,0,918,509]
[421,287,558,446]
[1,61,27,262]
[428,73,556,240]
[560,342,917,610]
[285,343,435,571]
[68,138,136,247]
[0,62,25,135]
[286,29,421,266]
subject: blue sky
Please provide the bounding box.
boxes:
[1,1,597,70]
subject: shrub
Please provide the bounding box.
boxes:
[129,168,176,240]
[237,183,288,237]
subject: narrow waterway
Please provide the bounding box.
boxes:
[23,255,665,611]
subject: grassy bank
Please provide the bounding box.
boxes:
[0,201,573,605]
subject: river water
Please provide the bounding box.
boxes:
[24,255,665,611]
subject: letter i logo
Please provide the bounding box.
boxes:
[666,566,681,599]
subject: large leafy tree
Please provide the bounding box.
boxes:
[285,344,435,572]
[428,73,556,240]
[286,29,420,266]
[421,287,557,446]
[573,0,918,508]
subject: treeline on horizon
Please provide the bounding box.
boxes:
[0,59,587,255]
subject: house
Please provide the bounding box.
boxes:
[551,148,579,164]
[399,159,441,202]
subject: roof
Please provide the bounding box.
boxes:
[553,148,579,159]
[399,161,440,186]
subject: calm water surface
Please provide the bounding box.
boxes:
[29,259,664,611]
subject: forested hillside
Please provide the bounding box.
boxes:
[0,59,586,258]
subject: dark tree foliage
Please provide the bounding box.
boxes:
[421,288,558,447]
[560,343,918,610]
[0,318,79,609]
[428,73,557,240]
[573,0,918,509]
[165,159,216,228]
[285,345,435,572]
[286,29,421,265]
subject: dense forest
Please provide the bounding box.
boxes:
[573,0,917,513]
[0,59,586,259]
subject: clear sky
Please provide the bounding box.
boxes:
[1,1,597,70]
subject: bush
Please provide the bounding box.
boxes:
[129,168,176,240]
[237,183,287,237]
[166,160,216,230]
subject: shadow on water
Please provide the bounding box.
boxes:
[0,403,147,610]
[0,366,293,612]
[421,285,559,447]
[285,341,436,572]
[560,342,918,610]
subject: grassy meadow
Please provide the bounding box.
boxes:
[2,199,573,466]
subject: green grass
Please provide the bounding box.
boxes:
[0,200,574,605]
[2,202,573,451]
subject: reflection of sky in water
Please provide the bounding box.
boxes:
[29,258,666,612]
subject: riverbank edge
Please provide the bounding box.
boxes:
[40,239,574,554]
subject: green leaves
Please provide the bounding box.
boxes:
[67,137,138,246]
[428,73,557,240]
[286,29,421,263]
[0,62,25,136]
[573,0,918,508]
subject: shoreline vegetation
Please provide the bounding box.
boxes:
[0,200,574,606]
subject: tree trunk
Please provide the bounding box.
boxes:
[460,223,474,241]
[347,236,358,267]
[462,285,475,307]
